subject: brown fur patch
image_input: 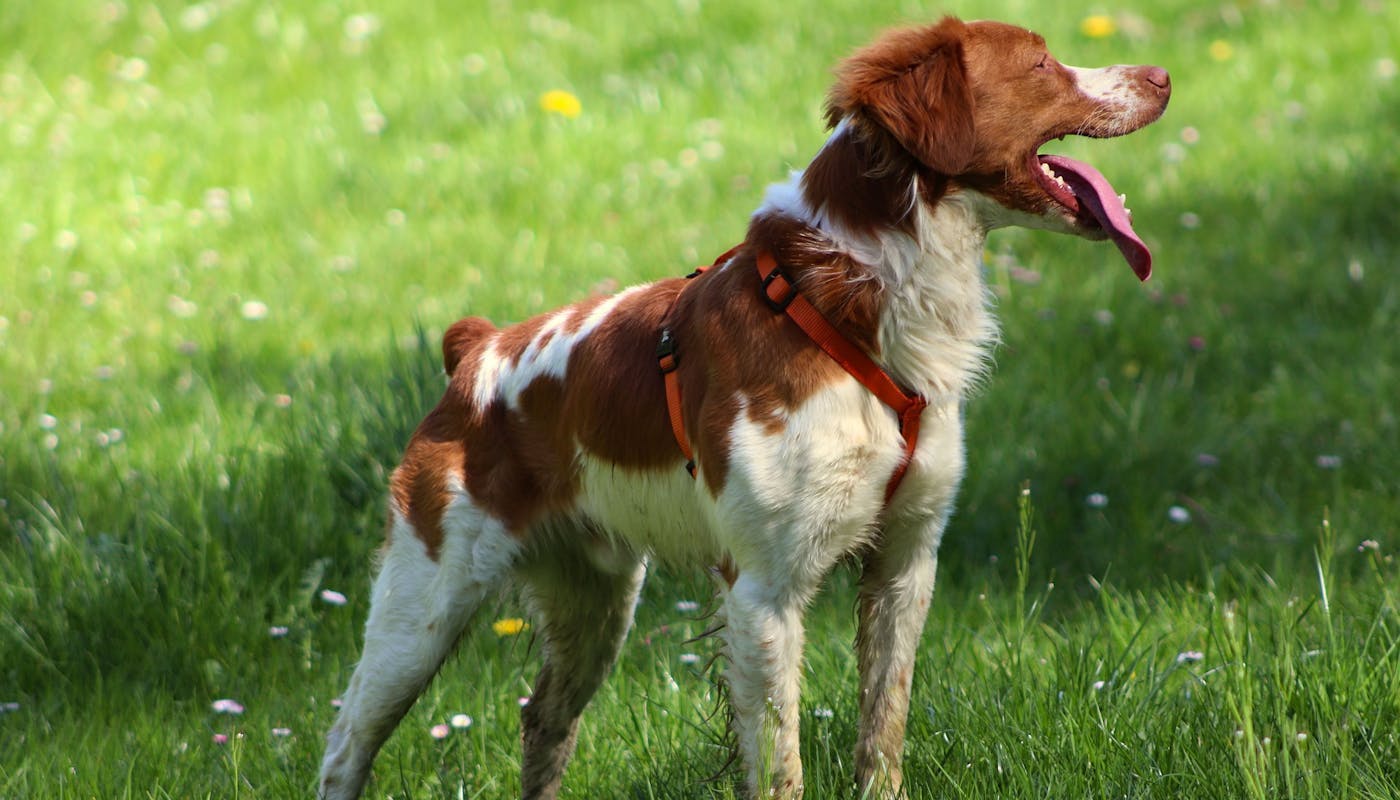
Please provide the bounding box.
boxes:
[826,17,976,176]
[442,316,495,374]
[563,281,686,468]
[390,411,468,560]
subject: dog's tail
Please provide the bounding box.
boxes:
[441,316,496,375]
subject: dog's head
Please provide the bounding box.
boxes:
[826,16,1170,279]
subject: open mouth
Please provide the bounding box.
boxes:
[1031,151,1153,281]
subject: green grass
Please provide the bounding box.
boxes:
[2,0,1399,796]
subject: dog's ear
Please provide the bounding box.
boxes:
[826,17,976,175]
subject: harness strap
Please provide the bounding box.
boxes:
[655,328,694,477]
[755,252,927,503]
[656,245,741,478]
[658,246,927,503]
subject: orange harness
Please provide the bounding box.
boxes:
[656,247,927,503]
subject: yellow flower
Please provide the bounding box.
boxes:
[492,617,528,636]
[1079,15,1116,38]
[539,89,581,119]
[1209,40,1234,62]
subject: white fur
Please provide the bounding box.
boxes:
[575,451,721,566]
[875,195,999,401]
[473,285,652,412]
[1067,64,1160,134]
[320,489,522,800]
[716,388,897,576]
[1067,64,1125,103]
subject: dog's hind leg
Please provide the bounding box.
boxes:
[319,502,520,800]
[515,534,645,799]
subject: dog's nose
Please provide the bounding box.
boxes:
[1144,66,1170,91]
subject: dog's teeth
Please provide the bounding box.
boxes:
[1040,162,1071,192]
[1117,193,1127,204]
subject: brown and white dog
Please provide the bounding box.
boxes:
[319,16,1169,800]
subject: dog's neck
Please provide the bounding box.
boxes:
[753,118,998,400]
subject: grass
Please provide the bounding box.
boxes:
[2,0,1398,796]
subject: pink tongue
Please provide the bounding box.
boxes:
[1039,155,1152,281]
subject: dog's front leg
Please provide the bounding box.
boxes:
[724,573,807,799]
[853,527,941,799]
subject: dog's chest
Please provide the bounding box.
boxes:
[571,378,907,567]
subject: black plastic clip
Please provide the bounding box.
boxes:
[656,328,679,373]
[760,265,796,312]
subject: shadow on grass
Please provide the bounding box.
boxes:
[0,331,442,700]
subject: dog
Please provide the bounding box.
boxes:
[319,15,1169,800]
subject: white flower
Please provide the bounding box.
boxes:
[116,57,148,81]
[319,589,348,606]
[1175,650,1204,664]
[240,300,269,321]
[180,4,213,31]
[343,13,381,42]
[1167,506,1191,524]
[211,698,245,714]
[450,713,472,729]
[1086,492,1108,509]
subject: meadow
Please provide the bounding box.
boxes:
[2,0,1398,796]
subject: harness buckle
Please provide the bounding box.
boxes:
[760,265,797,312]
[656,328,680,373]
